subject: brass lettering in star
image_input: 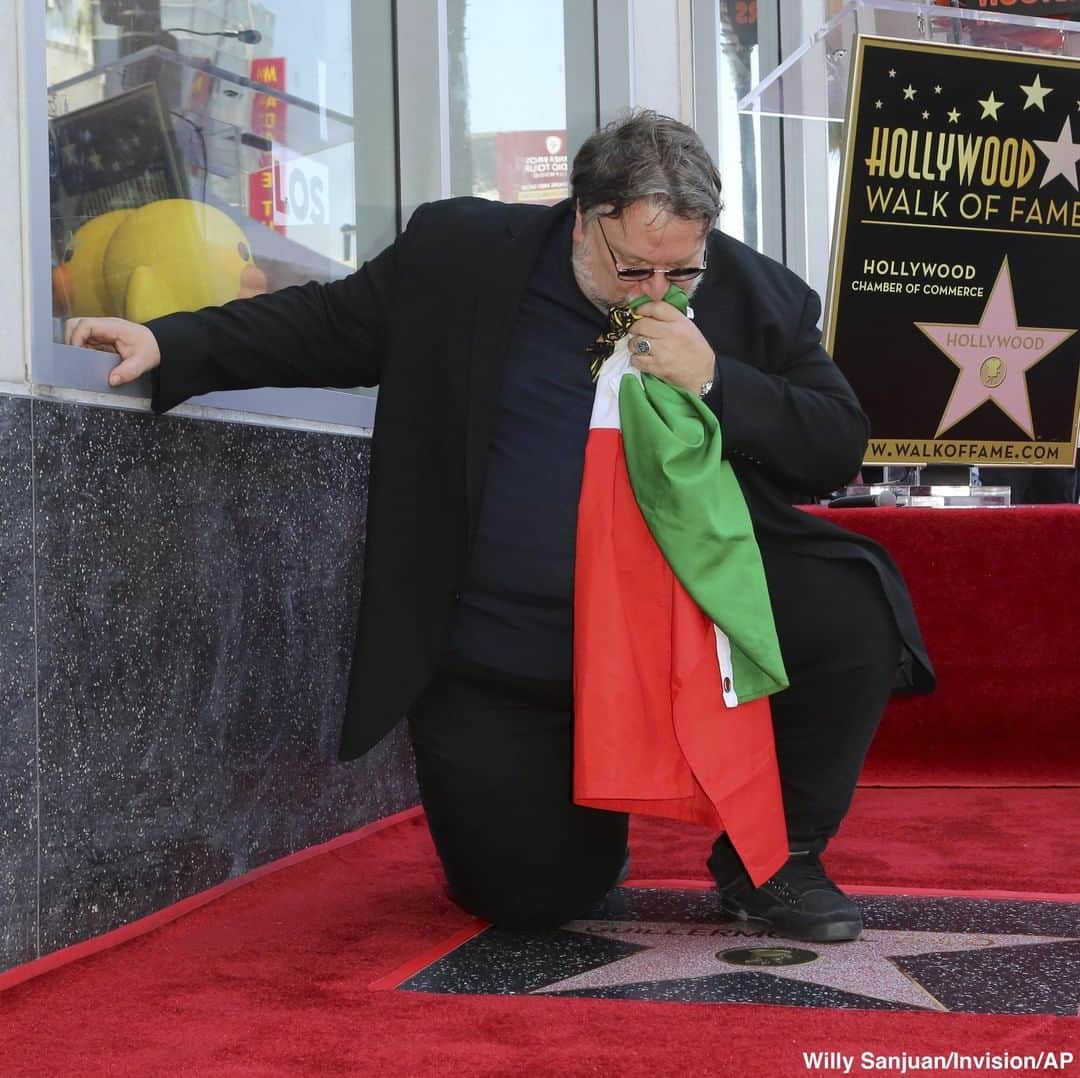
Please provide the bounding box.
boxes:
[978,92,1004,121]
[720,947,818,968]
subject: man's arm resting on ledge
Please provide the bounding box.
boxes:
[65,211,409,412]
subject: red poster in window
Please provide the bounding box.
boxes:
[248,166,285,235]
[249,58,287,234]
[250,57,287,156]
[494,131,569,204]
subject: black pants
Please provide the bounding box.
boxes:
[407,550,900,929]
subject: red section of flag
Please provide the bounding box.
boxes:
[572,427,787,887]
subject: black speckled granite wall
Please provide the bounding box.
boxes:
[0,395,419,972]
[0,395,37,970]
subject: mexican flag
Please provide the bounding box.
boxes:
[573,292,790,886]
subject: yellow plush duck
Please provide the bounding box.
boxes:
[52,208,133,318]
[54,199,267,323]
[104,199,268,322]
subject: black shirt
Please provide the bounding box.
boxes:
[446,208,606,680]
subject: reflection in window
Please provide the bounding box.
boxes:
[447,0,572,206]
[717,0,762,249]
[46,0,357,335]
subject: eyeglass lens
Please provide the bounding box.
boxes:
[617,266,702,281]
[597,219,706,282]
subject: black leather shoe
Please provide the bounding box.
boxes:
[708,845,863,943]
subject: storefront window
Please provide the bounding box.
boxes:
[45,0,361,337]
[447,0,591,207]
[717,0,763,248]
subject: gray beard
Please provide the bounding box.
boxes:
[571,243,618,313]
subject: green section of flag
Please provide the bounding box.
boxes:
[618,360,788,703]
[627,285,689,316]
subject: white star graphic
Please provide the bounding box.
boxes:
[1020,73,1053,112]
[875,99,883,110]
[922,110,930,120]
[888,68,896,78]
[1034,115,1080,191]
[934,84,943,95]
[947,107,961,124]
[903,84,917,101]
[916,257,1076,438]
[979,91,1003,120]
[540,920,1075,1011]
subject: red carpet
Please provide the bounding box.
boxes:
[1,791,1077,1078]
[3,508,1076,1073]
[813,506,1080,787]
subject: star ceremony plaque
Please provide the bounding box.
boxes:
[825,35,1080,467]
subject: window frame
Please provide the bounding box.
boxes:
[24,0,398,431]
[396,0,599,218]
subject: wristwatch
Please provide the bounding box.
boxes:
[698,356,718,399]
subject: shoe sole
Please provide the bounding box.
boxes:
[721,905,863,944]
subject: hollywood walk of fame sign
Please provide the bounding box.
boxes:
[385,887,1080,1015]
[825,36,1080,467]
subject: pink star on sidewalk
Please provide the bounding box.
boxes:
[915,258,1075,438]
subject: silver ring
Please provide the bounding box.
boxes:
[633,337,652,356]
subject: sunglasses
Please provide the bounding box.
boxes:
[596,218,708,283]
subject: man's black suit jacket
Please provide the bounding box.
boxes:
[148,197,935,762]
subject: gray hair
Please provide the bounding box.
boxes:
[570,110,723,228]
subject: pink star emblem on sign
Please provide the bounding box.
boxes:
[915,257,1075,438]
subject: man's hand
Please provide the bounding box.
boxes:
[64,317,162,388]
[627,300,715,394]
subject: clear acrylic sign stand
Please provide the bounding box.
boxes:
[739,0,1080,506]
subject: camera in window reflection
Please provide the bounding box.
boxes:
[99,0,162,31]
